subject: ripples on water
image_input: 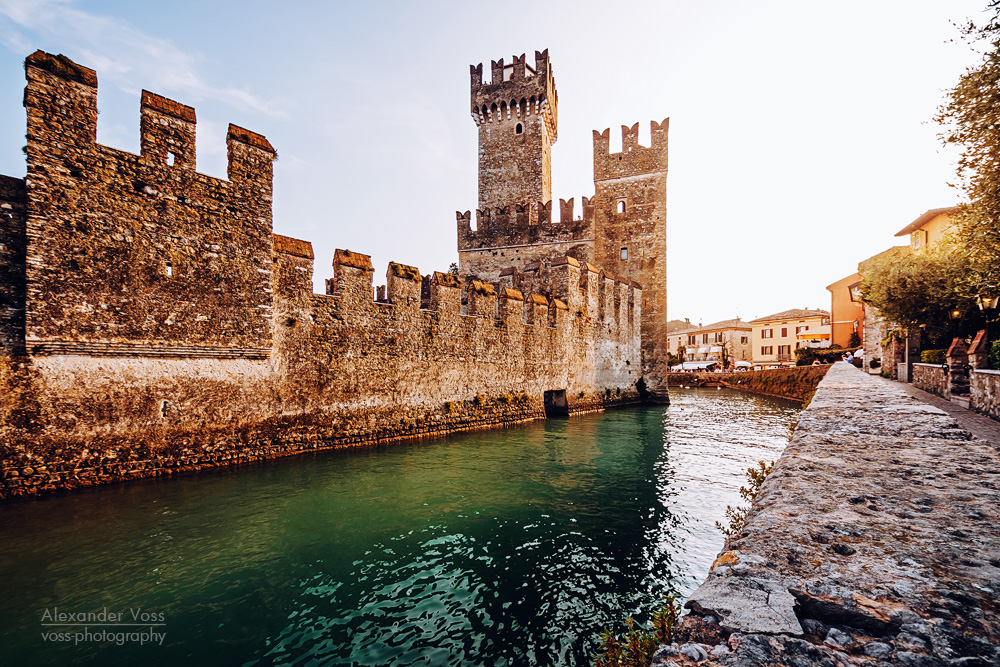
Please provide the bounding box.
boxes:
[0,388,797,666]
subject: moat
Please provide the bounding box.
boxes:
[0,389,798,666]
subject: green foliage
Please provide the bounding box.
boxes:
[593,596,678,667]
[848,332,861,349]
[934,8,1000,300]
[447,262,459,275]
[794,347,852,366]
[716,460,774,538]
[920,349,947,364]
[859,244,978,345]
[990,340,1000,370]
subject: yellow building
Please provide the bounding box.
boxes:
[750,309,830,368]
[894,206,958,252]
[668,318,752,370]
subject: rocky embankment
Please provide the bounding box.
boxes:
[659,362,1000,666]
[668,366,830,404]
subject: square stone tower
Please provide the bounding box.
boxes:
[471,50,557,209]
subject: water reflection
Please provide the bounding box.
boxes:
[0,388,797,666]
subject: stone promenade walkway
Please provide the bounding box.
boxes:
[887,378,1000,449]
[660,363,1000,667]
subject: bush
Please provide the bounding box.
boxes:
[594,596,678,667]
[920,349,947,364]
[716,460,774,538]
[795,347,852,366]
[990,340,1000,370]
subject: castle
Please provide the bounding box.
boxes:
[456,50,669,396]
[0,49,665,498]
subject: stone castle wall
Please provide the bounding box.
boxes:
[0,51,644,500]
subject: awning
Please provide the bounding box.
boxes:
[671,361,719,370]
[734,360,752,367]
[697,346,710,353]
[709,346,723,352]
[797,324,831,340]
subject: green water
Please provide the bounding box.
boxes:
[0,388,799,666]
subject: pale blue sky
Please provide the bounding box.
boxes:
[0,0,988,324]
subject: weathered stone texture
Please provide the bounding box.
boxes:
[0,51,645,500]
[679,363,1000,666]
[971,369,1000,421]
[912,362,948,399]
[23,50,275,352]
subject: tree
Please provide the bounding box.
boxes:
[447,262,459,275]
[858,244,981,347]
[719,334,733,370]
[935,3,1000,299]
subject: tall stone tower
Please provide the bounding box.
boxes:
[470,50,557,209]
[592,121,669,398]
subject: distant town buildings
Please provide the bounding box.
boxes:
[668,318,752,370]
[750,309,830,369]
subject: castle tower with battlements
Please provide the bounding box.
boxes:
[458,49,669,399]
[471,50,557,210]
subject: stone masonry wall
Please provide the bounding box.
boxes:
[0,247,641,499]
[971,369,1000,421]
[675,363,1000,666]
[912,362,948,399]
[22,51,276,353]
[0,51,644,500]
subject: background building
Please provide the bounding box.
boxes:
[750,309,830,368]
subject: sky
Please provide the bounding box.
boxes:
[0,0,990,325]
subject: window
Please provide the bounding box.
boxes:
[796,325,808,334]
[687,335,696,345]
[702,333,709,344]
[167,152,176,167]
[761,346,773,355]
[762,329,773,339]
[515,122,523,135]
[714,332,723,343]
[778,345,791,355]
[780,327,788,337]
[740,336,748,344]
[165,261,173,277]
[620,247,628,261]
[617,200,626,213]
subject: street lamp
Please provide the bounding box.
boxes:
[976,295,999,311]
[949,307,963,320]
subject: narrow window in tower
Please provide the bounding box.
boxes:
[620,247,628,261]
[165,261,173,277]
[486,129,491,141]
[515,123,523,135]
[617,200,626,213]
[167,152,176,167]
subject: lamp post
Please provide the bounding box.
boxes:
[978,294,999,352]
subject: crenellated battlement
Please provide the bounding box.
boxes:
[455,197,595,252]
[293,246,640,340]
[23,50,276,185]
[593,119,669,181]
[18,50,279,351]
[470,49,557,138]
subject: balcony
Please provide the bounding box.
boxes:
[776,353,792,362]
